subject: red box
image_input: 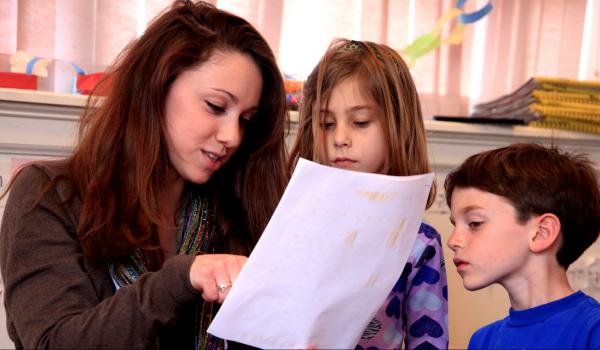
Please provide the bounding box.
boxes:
[0,72,38,90]
[76,72,110,95]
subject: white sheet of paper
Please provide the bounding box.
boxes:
[208,158,434,349]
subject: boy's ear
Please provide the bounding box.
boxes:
[529,213,562,253]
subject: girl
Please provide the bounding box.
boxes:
[289,39,448,350]
[0,1,288,349]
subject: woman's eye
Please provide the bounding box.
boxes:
[206,101,225,113]
[240,116,252,127]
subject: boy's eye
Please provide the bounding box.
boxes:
[468,221,483,229]
[206,101,225,113]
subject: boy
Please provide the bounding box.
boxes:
[445,143,600,349]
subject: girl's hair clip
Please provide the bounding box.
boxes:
[368,44,383,60]
[345,40,363,53]
[344,40,382,60]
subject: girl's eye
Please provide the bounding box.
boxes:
[321,121,335,129]
[468,221,483,229]
[354,120,370,127]
[206,101,225,114]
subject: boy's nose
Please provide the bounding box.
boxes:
[447,230,461,252]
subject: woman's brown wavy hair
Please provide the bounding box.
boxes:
[289,39,435,208]
[65,0,288,263]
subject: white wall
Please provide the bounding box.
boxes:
[2,91,600,348]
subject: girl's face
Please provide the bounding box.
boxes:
[319,76,387,174]
[164,50,263,185]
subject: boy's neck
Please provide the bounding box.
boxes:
[503,259,574,311]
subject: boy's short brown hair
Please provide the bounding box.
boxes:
[444,143,600,269]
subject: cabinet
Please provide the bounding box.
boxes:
[2,88,600,349]
[0,89,83,349]
[0,88,82,218]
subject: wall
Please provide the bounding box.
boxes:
[1,88,600,348]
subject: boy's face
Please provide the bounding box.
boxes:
[447,187,537,291]
[318,77,387,174]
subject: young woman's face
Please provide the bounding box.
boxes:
[447,187,535,291]
[164,50,263,184]
[319,76,387,174]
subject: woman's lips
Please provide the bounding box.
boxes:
[203,150,225,170]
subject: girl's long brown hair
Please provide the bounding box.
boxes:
[47,0,288,262]
[289,39,435,208]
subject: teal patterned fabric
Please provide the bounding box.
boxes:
[108,191,224,350]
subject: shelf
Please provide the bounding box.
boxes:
[2,89,599,166]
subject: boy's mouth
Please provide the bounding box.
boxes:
[453,258,469,270]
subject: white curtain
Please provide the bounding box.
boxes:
[0,0,589,117]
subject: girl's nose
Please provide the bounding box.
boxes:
[333,125,351,147]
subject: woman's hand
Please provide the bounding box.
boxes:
[189,254,247,303]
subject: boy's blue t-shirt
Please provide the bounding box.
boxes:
[469,291,600,349]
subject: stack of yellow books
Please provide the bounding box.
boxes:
[470,77,600,134]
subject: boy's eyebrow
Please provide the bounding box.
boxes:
[450,205,484,224]
[463,205,483,213]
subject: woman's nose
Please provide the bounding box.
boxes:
[216,118,242,150]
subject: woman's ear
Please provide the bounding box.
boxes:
[530,213,562,253]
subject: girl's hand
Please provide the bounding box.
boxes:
[189,254,247,303]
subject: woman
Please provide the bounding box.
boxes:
[0,1,288,348]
